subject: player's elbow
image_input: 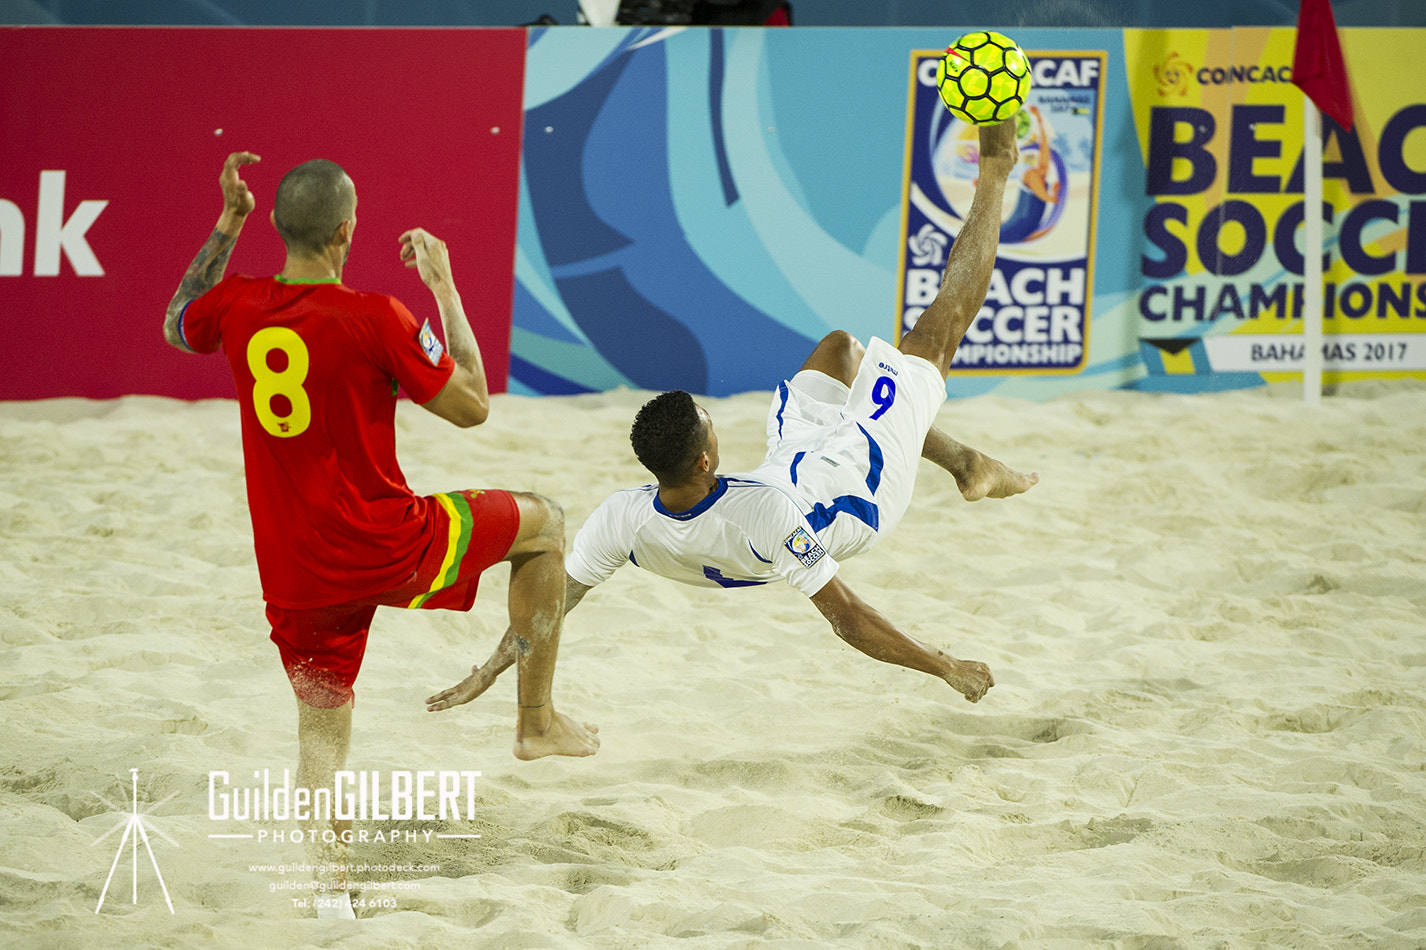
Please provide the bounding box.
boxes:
[425,372,490,427]
[450,397,489,428]
[162,312,191,353]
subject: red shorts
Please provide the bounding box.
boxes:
[267,489,521,709]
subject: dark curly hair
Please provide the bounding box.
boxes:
[630,390,706,481]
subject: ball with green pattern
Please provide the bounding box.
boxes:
[935,31,1032,126]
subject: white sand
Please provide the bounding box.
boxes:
[1,383,1424,949]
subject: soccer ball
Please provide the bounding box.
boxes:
[936,31,1031,126]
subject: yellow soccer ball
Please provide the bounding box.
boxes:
[936,30,1032,125]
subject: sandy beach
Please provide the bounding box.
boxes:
[1,382,1423,949]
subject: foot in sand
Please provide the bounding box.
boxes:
[514,710,600,760]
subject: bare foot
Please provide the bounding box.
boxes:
[943,657,994,703]
[514,710,600,760]
[956,450,1039,501]
[425,663,502,712]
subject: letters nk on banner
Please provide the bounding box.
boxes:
[0,28,525,401]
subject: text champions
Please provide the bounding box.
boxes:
[209,769,483,823]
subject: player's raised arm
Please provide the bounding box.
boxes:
[808,574,994,703]
[400,228,490,428]
[163,151,260,352]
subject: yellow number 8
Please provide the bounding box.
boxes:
[247,327,311,438]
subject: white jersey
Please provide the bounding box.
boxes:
[566,475,839,598]
[567,336,945,601]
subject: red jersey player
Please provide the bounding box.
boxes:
[163,152,598,917]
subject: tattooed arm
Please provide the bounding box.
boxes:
[163,151,261,352]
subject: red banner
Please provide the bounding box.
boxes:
[0,27,525,400]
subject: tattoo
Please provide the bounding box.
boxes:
[181,227,240,300]
[165,227,240,345]
[515,636,532,657]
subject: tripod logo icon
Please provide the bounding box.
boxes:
[91,769,178,914]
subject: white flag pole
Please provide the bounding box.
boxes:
[1302,98,1324,406]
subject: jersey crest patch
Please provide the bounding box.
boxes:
[783,526,826,568]
[418,319,445,366]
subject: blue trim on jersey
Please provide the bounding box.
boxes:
[747,541,772,564]
[652,475,729,521]
[703,566,767,588]
[774,382,790,438]
[789,450,806,486]
[175,302,198,354]
[858,423,884,495]
[805,494,880,534]
[629,550,638,566]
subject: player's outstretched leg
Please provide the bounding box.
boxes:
[897,118,1019,377]
[502,493,600,760]
[922,428,1039,500]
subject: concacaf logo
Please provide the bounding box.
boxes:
[1153,52,1194,97]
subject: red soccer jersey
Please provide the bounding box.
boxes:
[181,275,456,609]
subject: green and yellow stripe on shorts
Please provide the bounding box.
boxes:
[405,491,476,609]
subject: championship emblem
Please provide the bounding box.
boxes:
[784,526,826,568]
[418,320,445,366]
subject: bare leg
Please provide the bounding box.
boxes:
[922,427,1038,500]
[296,699,356,918]
[898,119,1019,376]
[796,329,864,385]
[500,493,599,760]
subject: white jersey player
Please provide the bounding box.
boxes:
[565,332,951,598]
[428,118,1037,718]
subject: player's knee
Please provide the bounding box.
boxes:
[824,330,865,371]
[514,492,565,550]
[802,330,864,383]
[819,329,863,360]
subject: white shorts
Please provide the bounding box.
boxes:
[754,336,946,560]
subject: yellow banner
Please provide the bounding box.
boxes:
[1125,28,1426,381]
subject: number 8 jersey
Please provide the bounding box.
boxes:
[180,274,456,610]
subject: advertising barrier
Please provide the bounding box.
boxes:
[0,27,525,400]
[1125,28,1426,390]
[2,25,1422,401]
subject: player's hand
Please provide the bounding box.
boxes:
[977,118,1019,181]
[220,151,260,218]
[946,657,995,703]
[399,228,455,292]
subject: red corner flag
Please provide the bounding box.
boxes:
[1292,0,1354,131]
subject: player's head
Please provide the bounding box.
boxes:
[630,390,717,483]
[272,159,357,258]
